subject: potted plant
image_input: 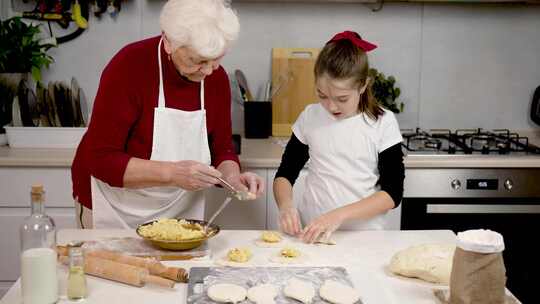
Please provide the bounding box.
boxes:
[0,17,55,82]
[0,17,55,143]
[369,68,404,113]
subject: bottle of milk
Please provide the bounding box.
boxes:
[19,184,58,304]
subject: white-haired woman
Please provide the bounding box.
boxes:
[72,0,264,229]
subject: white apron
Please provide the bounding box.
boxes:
[91,38,211,229]
[297,108,387,231]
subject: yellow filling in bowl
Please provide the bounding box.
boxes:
[138,219,205,241]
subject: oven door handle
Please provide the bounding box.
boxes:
[427,204,540,214]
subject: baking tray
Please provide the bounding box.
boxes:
[187,266,363,303]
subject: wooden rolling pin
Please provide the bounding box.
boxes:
[59,256,175,289]
[56,246,187,282]
[86,250,187,282]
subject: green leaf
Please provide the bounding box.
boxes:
[0,17,55,75]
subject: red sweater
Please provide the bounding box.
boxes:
[71,36,239,209]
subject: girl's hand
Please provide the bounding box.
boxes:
[279,207,302,236]
[300,210,345,243]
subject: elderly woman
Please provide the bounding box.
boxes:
[71,0,263,229]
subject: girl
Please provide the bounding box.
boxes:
[273,31,405,243]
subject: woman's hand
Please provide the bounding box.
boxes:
[279,207,302,236]
[169,160,221,191]
[300,209,345,243]
[226,171,265,199]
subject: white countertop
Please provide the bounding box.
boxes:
[1,229,460,304]
[2,130,540,168]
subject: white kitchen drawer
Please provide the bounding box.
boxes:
[0,168,74,208]
[204,169,267,230]
[0,208,77,281]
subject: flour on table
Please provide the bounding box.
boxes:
[283,277,315,304]
[207,283,246,303]
[319,280,361,304]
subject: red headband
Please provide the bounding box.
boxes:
[327,31,377,52]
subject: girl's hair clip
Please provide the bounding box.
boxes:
[327,31,377,52]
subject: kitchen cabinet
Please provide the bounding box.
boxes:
[0,168,75,208]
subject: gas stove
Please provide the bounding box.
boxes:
[401,128,540,155]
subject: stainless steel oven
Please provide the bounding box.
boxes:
[401,168,540,303]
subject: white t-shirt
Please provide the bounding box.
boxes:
[291,103,403,230]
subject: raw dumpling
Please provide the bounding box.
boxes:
[255,231,284,248]
[227,248,252,263]
[319,280,361,304]
[269,247,307,264]
[389,244,455,284]
[283,278,315,304]
[247,284,278,304]
[207,283,247,303]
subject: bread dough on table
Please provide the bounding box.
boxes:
[207,283,247,303]
[283,277,315,304]
[319,280,361,304]
[247,283,279,304]
[389,244,455,284]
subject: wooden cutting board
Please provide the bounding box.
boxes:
[271,48,320,136]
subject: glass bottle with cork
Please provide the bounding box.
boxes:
[19,184,58,304]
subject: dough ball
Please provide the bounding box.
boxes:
[283,278,315,304]
[247,284,278,304]
[227,247,252,263]
[319,280,361,304]
[261,231,282,243]
[207,283,247,303]
[389,244,455,284]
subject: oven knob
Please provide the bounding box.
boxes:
[504,179,513,191]
[451,179,461,190]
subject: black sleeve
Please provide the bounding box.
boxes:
[377,143,405,208]
[275,133,309,186]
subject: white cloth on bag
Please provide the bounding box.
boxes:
[292,103,402,230]
[92,38,211,229]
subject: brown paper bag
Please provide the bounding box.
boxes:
[449,247,506,304]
